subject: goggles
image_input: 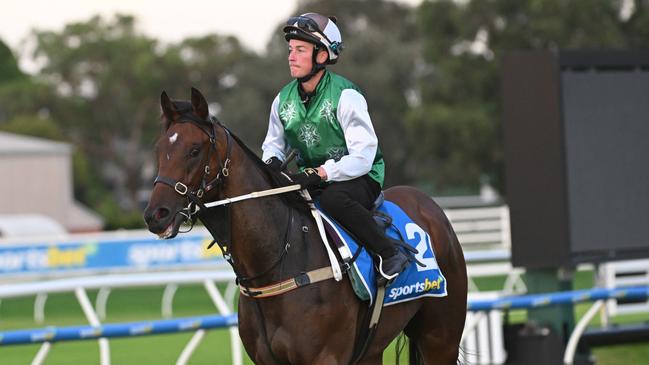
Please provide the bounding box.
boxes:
[285,15,342,58]
[286,16,322,33]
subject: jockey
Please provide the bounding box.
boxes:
[261,12,410,283]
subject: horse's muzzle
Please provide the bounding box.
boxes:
[143,205,184,239]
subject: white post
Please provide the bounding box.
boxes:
[489,310,506,364]
[176,330,206,365]
[461,311,482,342]
[204,280,242,365]
[225,281,238,310]
[162,284,178,318]
[34,293,48,324]
[500,205,511,248]
[477,313,491,365]
[30,342,51,365]
[597,263,612,327]
[464,327,478,365]
[461,311,483,365]
[96,287,112,321]
[563,300,604,365]
[75,287,110,365]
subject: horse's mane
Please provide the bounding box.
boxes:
[225,125,309,213]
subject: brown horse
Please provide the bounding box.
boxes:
[144,88,467,365]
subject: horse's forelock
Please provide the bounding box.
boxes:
[172,100,193,114]
[159,102,213,131]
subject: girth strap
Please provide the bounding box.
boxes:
[301,189,344,281]
[239,266,335,298]
[348,285,386,365]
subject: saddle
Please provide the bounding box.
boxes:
[320,192,418,282]
[314,195,446,306]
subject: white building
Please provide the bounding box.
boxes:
[0,131,103,233]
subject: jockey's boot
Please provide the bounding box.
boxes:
[377,248,410,286]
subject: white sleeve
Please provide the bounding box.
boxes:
[261,94,288,162]
[321,89,378,181]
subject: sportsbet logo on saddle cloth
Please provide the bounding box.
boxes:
[317,200,448,306]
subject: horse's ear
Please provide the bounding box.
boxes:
[160,91,178,123]
[190,87,209,120]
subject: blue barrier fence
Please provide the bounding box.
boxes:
[2,286,647,346]
[468,286,649,311]
[0,314,238,345]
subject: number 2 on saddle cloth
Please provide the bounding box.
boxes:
[315,198,448,306]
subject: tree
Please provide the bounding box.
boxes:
[0,39,24,84]
[27,15,256,227]
[0,114,64,140]
[0,39,27,122]
[168,34,265,141]
[28,15,166,217]
[412,0,644,194]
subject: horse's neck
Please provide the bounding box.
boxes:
[216,144,320,283]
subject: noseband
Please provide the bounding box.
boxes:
[153,113,232,226]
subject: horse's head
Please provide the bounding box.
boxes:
[143,88,227,239]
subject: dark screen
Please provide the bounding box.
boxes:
[561,70,649,256]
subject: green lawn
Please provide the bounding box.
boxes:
[1,272,648,364]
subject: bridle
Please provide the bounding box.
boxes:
[153,111,232,229]
[152,112,296,289]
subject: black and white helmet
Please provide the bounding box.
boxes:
[283,13,343,64]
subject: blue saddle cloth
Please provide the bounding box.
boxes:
[317,200,447,306]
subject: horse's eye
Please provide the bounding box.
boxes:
[189,147,201,158]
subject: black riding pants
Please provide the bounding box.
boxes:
[319,175,395,258]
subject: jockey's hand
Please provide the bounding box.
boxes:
[289,168,322,189]
[265,157,283,172]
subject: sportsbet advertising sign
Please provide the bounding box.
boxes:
[0,230,225,277]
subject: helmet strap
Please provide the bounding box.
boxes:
[297,46,326,83]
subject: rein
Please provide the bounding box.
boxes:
[204,184,302,208]
[153,116,338,297]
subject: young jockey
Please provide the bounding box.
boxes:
[261,13,410,282]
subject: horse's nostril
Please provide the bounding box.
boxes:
[155,207,170,220]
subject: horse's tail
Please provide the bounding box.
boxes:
[394,334,422,365]
[397,335,467,365]
[408,339,422,365]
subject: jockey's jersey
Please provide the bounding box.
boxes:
[277,71,385,186]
